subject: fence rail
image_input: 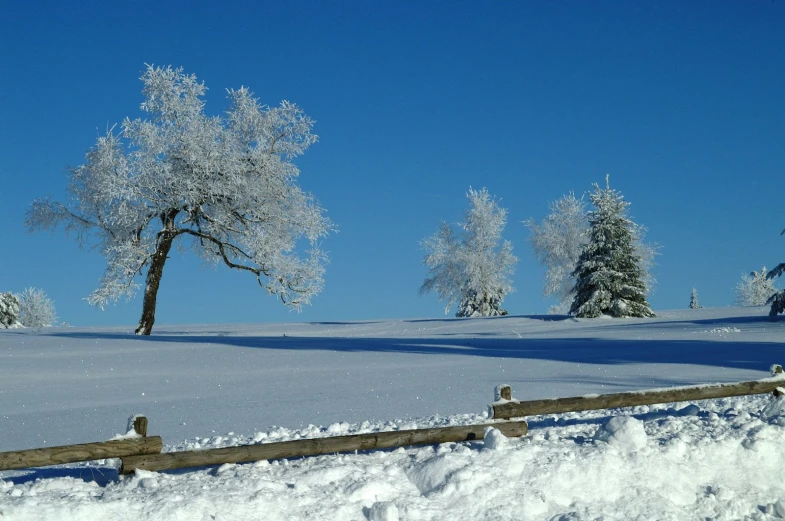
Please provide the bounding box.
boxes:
[491,365,785,419]
[119,421,528,474]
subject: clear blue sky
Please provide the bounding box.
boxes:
[2,1,784,327]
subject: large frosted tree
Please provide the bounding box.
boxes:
[26,65,333,335]
[570,178,654,318]
[526,191,656,314]
[420,188,517,317]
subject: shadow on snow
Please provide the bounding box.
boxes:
[40,312,785,376]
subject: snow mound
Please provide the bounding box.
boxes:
[405,452,472,496]
[761,396,785,424]
[483,427,509,450]
[368,501,399,521]
[593,416,647,453]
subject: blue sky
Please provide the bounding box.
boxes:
[2,1,784,328]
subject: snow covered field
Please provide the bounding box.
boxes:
[2,307,785,520]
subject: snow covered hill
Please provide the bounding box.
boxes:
[2,307,785,520]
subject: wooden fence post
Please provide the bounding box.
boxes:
[495,385,512,401]
[133,416,148,437]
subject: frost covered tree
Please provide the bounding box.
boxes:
[735,267,776,307]
[0,292,21,329]
[526,190,657,314]
[570,177,655,318]
[420,188,517,317]
[689,287,702,309]
[26,65,333,335]
[17,288,58,328]
[525,193,588,313]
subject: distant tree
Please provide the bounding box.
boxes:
[570,177,655,318]
[689,287,702,309]
[0,292,21,329]
[735,266,776,307]
[421,187,517,317]
[17,288,58,328]
[26,65,333,335]
[526,191,657,315]
[525,193,588,314]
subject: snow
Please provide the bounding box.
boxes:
[593,416,647,453]
[2,306,785,519]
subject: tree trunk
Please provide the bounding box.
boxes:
[135,233,175,335]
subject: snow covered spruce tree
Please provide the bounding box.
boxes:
[0,292,22,329]
[420,188,517,317]
[17,288,58,328]
[26,65,333,335]
[570,177,655,318]
[735,267,776,307]
[525,192,588,314]
[689,287,702,309]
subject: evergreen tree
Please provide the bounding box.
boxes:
[421,188,517,317]
[689,287,701,309]
[570,177,654,318]
[768,231,785,318]
[0,292,22,329]
[735,267,776,306]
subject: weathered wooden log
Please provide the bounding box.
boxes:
[0,436,163,471]
[120,421,528,474]
[491,374,785,419]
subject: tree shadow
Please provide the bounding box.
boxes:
[47,313,785,376]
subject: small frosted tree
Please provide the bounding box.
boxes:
[735,267,776,306]
[17,288,58,328]
[525,193,588,313]
[570,178,654,318]
[689,287,701,309]
[0,292,22,329]
[26,65,333,335]
[421,188,517,317]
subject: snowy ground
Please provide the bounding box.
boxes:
[2,307,785,520]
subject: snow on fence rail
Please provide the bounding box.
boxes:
[491,365,785,419]
[2,366,783,475]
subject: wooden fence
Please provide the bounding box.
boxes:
[1,365,782,475]
[490,364,785,419]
